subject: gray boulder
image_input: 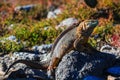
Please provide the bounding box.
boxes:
[56,51,116,80]
[32,44,52,53]
[47,11,57,19]
[47,8,62,19]
[100,45,120,59]
[5,50,116,80]
[2,45,120,80]
[12,52,41,61]
[56,18,78,29]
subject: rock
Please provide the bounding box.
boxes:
[47,11,57,19]
[100,44,120,58]
[22,4,35,11]
[0,63,5,76]
[47,8,62,19]
[107,75,120,80]
[56,18,78,29]
[6,68,49,80]
[83,75,104,80]
[7,78,36,80]
[0,52,41,73]
[14,6,21,11]
[2,44,120,80]
[7,35,17,42]
[24,68,49,79]
[107,66,120,76]
[14,4,35,12]
[6,69,27,79]
[1,62,7,72]
[0,55,12,71]
[32,44,52,54]
[54,8,62,15]
[48,5,57,11]
[0,36,21,53]
[0,35,20,44]
[0,44,50,74]
[44,26,49,30]
[8,24,14,30]
[96,41,107,51]
[56,51,116,80]
[12,52,41,61]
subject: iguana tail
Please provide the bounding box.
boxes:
[4,59,50,76]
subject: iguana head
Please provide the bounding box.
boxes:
[83,20,98,30]
[79,20,98,36]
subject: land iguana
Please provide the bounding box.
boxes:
[4,20,98,79]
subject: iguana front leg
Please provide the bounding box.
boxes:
[84,43,99,53]
[74,37,97,54]
[74,37,88,52]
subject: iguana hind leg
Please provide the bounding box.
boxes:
[47,44,74,79]
[47,57,60,79]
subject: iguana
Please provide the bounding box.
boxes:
[4,20,98,79]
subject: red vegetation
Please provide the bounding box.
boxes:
[111,34,120,47]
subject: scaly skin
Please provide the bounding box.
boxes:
[4,20,98,80]
[47,20,98,79]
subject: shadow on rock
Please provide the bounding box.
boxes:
[56,50,116,80]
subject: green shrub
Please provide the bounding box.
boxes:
[9,22,62,46]
[0,40,23,53]
[0,0,120,53]
[88,23,114,48]
[12,24,30,40]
